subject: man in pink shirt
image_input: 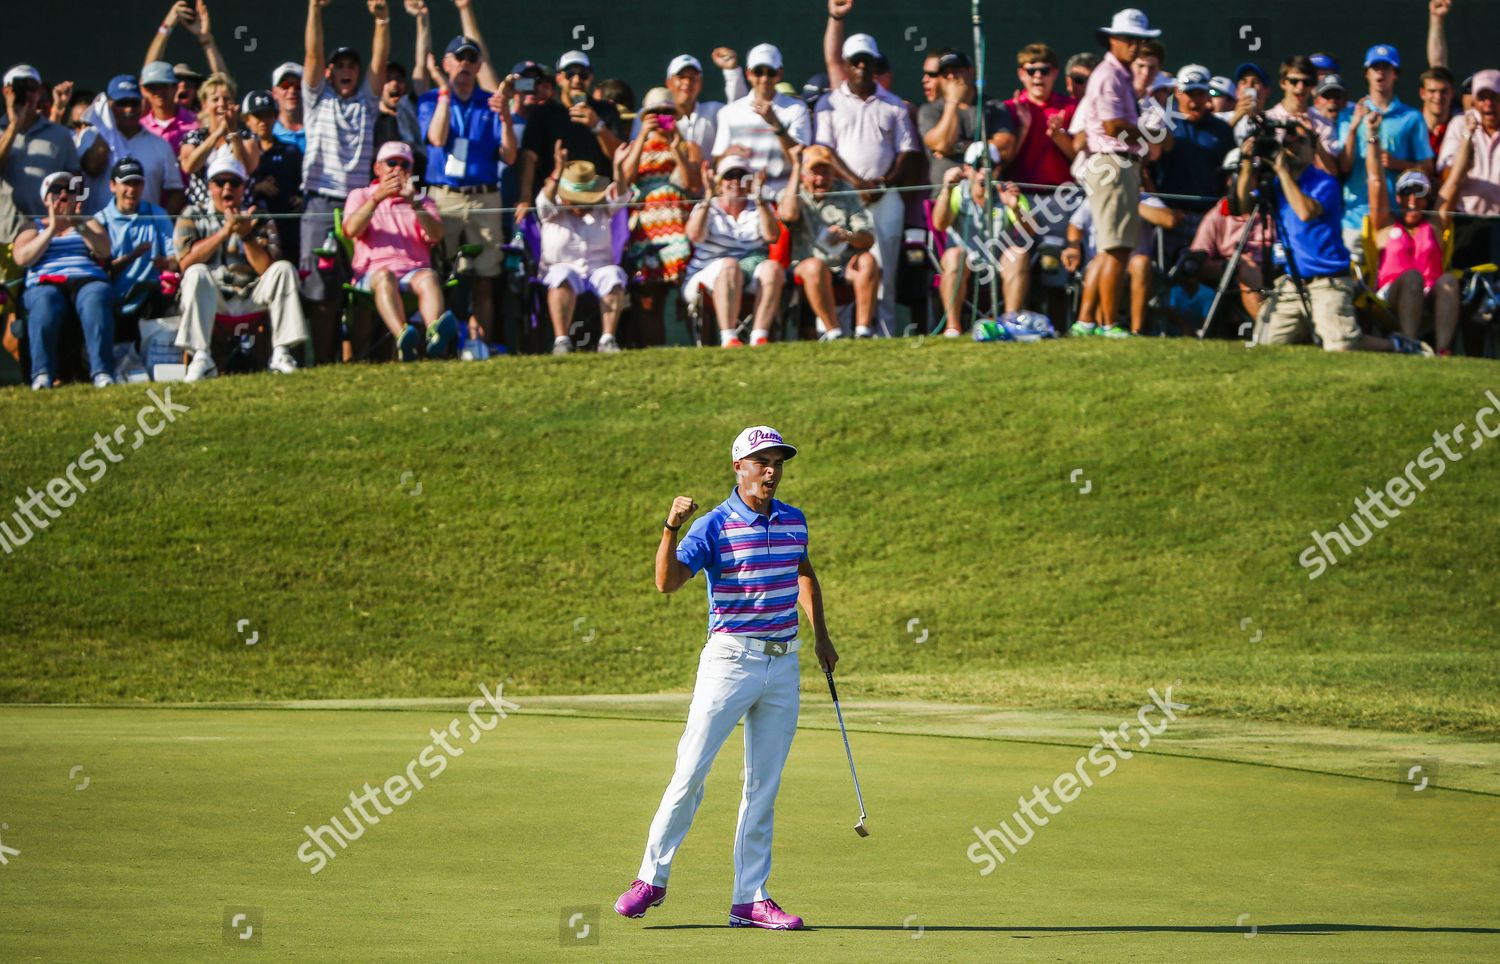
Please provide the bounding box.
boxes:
[139,60,201,157]
[1073,7,1161,338]
[1438,69,1500,268]
[343,141,457,360]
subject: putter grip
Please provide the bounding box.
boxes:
[825,669,839,702]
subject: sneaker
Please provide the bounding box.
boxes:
[722,336,744,348]
[552,336,572,356]
[185,350,218,382]
[942,327,962,338]
[1069,321,1097,337]
[1437,347,1453,357]
[817,328,845,342]
[268,346,299,374]
[749,332,770,346]
[854,325,873,339]
[397,323,422,362]
[613,879,667,919]
[1390,333,1436,356]
[427,311,459,357]
[1095,325,1132,339]
[30,372,51,391]
[728,898,803,930]
[598,333,622,353]
[92,372,114,389]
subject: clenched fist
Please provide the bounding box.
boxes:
[667,496,698,529]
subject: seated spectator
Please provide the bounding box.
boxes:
[12,172,116,388]
[180,73,259,210]
[95,157,179,316]
[776,144,877,341]
[1438,69,1500,267]
[1187,151,1274,323]
[536,144,628,355]
[173,154,306,380]
[1155,65,1233,261]
[931,142,1033,336]
[684,154,784,347]
[515,51,623,223]
[1338,45,1435,250]
[1065,53,1099,102]
[77,75,186,215]
[1067,192,1179,335]
[1164,253,1215,336]
[138,61,201,157]
[919,49,1012,193]
[618,86,704,346]
[241,90,305,267]
[343,141,456,360]
[710,44,810,198]
[1,65,86,242]
[271,62,305,151]
[1367,114,1458,353]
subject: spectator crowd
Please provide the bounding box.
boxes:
[3,0,1498,389]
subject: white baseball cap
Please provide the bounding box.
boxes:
[747,44,783,72]
[206,152,248,182]
[733,426,798,461]
[4,64,42,87]
[1176,64,1212,92]
[963,140,1000,166]
[557,50,591,72]
[271,61,303,86]
[842,34,881,62]
[667,54,703,77]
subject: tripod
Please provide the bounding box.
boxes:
[1197,161,1312,341]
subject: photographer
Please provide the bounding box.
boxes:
[1233,122,1428,353]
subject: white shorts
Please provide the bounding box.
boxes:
[542,264,627,296]
[683,258,764,307]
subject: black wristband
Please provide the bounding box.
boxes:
[665,521,681,532]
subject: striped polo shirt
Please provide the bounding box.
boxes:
[676,486,809,643]
[301,78,380,199]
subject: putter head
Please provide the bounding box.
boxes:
[854,817,869,837]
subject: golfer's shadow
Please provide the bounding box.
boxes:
[647,922,1500,936]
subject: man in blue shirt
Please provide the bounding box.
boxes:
[94,157,177,316]
[1233,122,1427,354]
[1336,44,1435,245]
[270,62,306,153]
[1156,64,1234,263]
[417,35,516,353]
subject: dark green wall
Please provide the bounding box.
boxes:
[13,1,1496,103]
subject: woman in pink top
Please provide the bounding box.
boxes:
[1367,111,1459,353]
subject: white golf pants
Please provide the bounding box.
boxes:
[866,189,905,335]
[637,634,801,904]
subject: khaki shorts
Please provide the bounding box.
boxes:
[1082,154,1142,252]
[431,186,504,277]
[1257,275,1362,351]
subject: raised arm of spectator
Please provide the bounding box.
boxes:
[923,77,967,155]
[0,88,33,166]
[1338,99,1371,175]
[184,2,231,79]
[686,162,716,242]
[1427,0,1450,70]
[425,53,452,146]
[1366,112,1392,236]
[1438,109,1475,212]
[453,0,500,92]
[305,0,330,89]
[777,146,804,222]
[146,2,190,70]
[825,0,851,90]
[753,171,779,241]
[368,0,392,100]
[541,143,566,206]
[406,1,433,94]
[930,165,964,232]
[712,48,747,103]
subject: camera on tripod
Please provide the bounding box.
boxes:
[1246,115,1303,168]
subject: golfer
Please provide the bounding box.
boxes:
[613,425,837,931]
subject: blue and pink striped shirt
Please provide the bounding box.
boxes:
[676,487,809,643]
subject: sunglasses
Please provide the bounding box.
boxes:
[276,79,300,90]
[1023,65,1054,77]
[211,177,244,189]
[848,57,877,69]
[922,70,942,78]
[750,67,778,78]
[564,68,591,80]
[1284,76,1313,87]
[382,158,411,169]
[1068,73,1090,85]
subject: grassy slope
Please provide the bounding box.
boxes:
[1,339,1497,735]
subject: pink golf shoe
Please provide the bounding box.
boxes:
[614,879,667,919]
[728,898,803,930]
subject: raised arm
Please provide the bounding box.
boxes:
[368,0,392,100]
[406,1,433,94]
[1427,0,1451,70]
[185,1,231,79]
[146,2,190,69]
[825,0,851,90]
[777,146,803,222]
[655,496,698,593]
[1366,112,1391,235]
[304,0,329,88]
[454,0,500,92]
[425,53,451,146]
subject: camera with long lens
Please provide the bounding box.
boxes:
[1247,115,1302,166]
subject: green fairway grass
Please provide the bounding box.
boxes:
[1,705,1496,961]
[1,339,1498,736]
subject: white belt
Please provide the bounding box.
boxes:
[708,632,801,656]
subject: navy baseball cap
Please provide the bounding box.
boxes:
[110,157,145,182]
[1234,62,1269,84]
[1364,44,1400,69]
[106,75,141,101]
[241,89,275,115]
[512,60,547,78]
[445,35,481,58]
[328,46,362,66]
[937,51,973,72]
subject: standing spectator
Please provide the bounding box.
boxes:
[173,65,206,112]
[514,51,623,224]
[683,155,784,348]
[536,144,628,355]
[78,76,186,215]
[710,44,810,198]
[1309,53,1340,84]
[298,0,390,365]
[500,61,549,220]
[174,155,307,379]
[1065,53,1099,102]
[376,63,424,164]
[1438,70,1500,268]
[1073,7,1161,339]
[1266,56,1339,169]
[632,52,745,160]
[1154,65,1233,263]
[1068,192,1180,335]
[1,65,85,241]
[242,89,304,268]
[138,61,201,157]
[144,2,230,97]
[1225,63,1272,142]
[618,87,703,347]
[271,62,306,151]
[1004,43,1078,248]
[1130,40,1164,102]
[1419,67,1457,155]
[95,157,179,316]
[419,35,516,350]
[343,141,455,360]
[1209,76,1236,116]
[1337,44,1434,249]
[12,172,116,389]
[777,144,878,341]
[179,74,259,211]
[814,34,921,336]
[1313,74,1348,126]
[919,51,944,105]
[919,50,1012,194]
